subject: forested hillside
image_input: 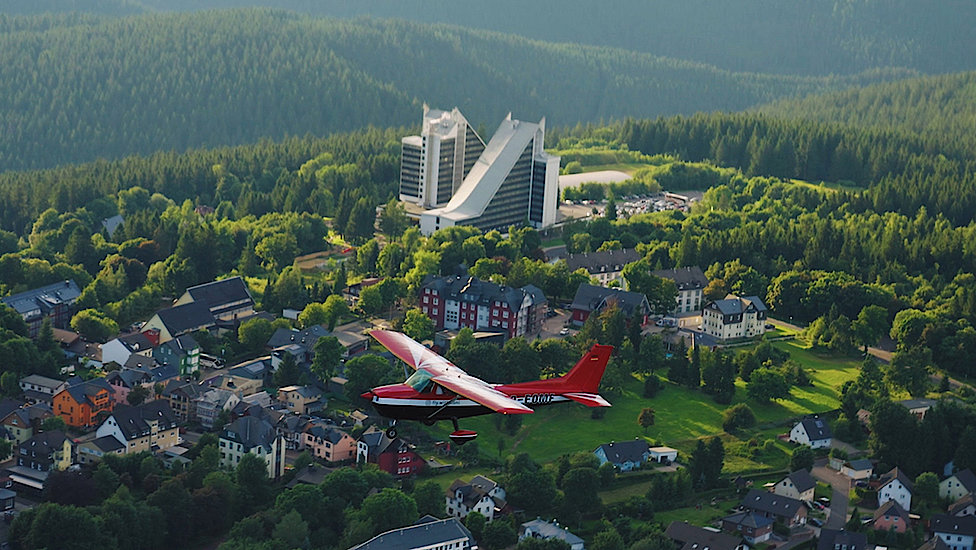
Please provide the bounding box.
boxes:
[758,71,976,151]
[0,9,915,173]
[11,0,975,76]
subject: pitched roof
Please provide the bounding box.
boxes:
[448,475,502,508]
[227,358,271,380]
[797,417,832,441]
[423,275,546,312]
[63,378,112,406]
[918,536,951,550]
[1,280,81,316]
[305,424,349,444]
[785,469,816,493]
[949,493,976,516]
[88,434,126,453]
[161,379,205,400]
[595,440,651,464]
[19,375,66,390]
[565,248,641,274]
[266,325,331,350]
[571,283,648,316]
[352,517,473,550]
[652,266,708,290]
[929,514,976,537]
[817,530,868,550]
[949,468,976,492]
[706,295,768,316]
[107,400,178,442]
[280,385,321,399]
[222,415,278,451]
[184,276,254,316]
[153,302,215,335]
[722,511,773,529]
[874,499,910,521]
[880,467,914,492]
[896,398,938,411]
[665,521,743,550]
[845,459,873,471]
[158,334,199,357]
[117,332,154,353]
[520,519,584,546]
[20,430,69,453]
[741,489,803,519]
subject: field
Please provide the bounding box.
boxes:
[428,336,861,467]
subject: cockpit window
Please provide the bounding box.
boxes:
[405,369,434,392]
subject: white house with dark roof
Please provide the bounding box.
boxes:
[520,518,584,550]
[878,466,914,512]
[565,248,641,289]
[219,415,286,479]
[666,520,745,550]
[18,375,67,406]
[841,459,873,480]
[101,332,155,369]
[775,469,817,502]
[702,294,768,341]
[789,417,832,449]
[817,530,868,550]
[95,400,180,455]
[353,516,475,550]
[930,514,976,550]
[652,266,709,314]
[594,440,651,472]
[950,493,976,517]
[175,276,255,322]
[942,469,976,502]
[446,475,506,522]
[721,511,773,544]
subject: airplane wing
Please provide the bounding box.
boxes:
[371,329,533,415]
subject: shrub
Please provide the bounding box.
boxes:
[722,403,756,432]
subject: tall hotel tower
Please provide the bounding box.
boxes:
[399,105,486,209]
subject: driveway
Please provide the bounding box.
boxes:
[812,459,851,529]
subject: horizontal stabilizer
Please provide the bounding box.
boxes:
[564,392,612,408]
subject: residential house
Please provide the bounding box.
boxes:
[930,515,976,550]
[919,536,952,550]
[302,423,356,462]
[1,403,53,445]
[105,369,151,406]
[789,417,832,449]
[215,358,271,395]
[357,426,425,477]
[774,469,817,502]
[878,467,914,512]
[942,470,976,502]
[101,333,154,370]
[873,500,910,533]
[842,459,874,481]
[1,280,82,337]
[898,398,938,420]
[152,334,200,376]
[652,266,708,314]
[219,415,286,479]
[266,325,331,366]
[740,489,807,527]
[95,400,180,455]
[53,378,114,428]
[141,302,215,344]
[665,521,744,550]
[196,388,240,429]
[721,512,773,544]
[277,385,324,415]
[101,214,124,237]
[565,248,641,289]
[446,475,507,522]
[594,440,651,472]
[352,516,474,550]
[817,530,868,550]
[701,294,768,341]
[266,409,310,451]
[286,464,334,489]
[519,518,585,550]
[18,375,67,406]
[175,276,255,322]
[76,435,126,464]
[329,322,370,357]
[950,494,976,517]
[16,430,72,472]
[420,275,548,339]
[160,379,205,423]
[570,283,650,327]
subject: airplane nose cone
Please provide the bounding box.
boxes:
[361,391,375,400]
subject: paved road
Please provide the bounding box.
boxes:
[812,459,851,529]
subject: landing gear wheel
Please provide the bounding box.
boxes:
[385,426,398,438]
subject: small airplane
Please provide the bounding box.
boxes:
[362,329,613,445]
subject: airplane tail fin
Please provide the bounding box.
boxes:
[558,344,613,393]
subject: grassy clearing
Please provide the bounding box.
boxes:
[577,162,649,174]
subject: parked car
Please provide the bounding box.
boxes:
[818,497,831,507]
[200,353,225,369]
[559,328,569,336]
[809,518,823,527]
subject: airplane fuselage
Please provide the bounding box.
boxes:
[365,383,572,422]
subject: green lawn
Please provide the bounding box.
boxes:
[425,339,861,466]
[577,163,649,175]
[654,502,733,527]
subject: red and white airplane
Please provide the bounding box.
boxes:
[362,329,613,444]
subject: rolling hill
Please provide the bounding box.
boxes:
[0,9,913,172]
